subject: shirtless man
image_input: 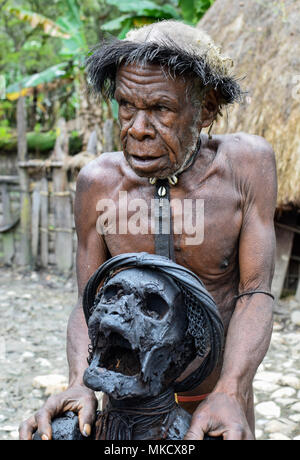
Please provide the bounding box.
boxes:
[19,21,277,441]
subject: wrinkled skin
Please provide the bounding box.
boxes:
[20,62,277,441]
[115,64,205,179]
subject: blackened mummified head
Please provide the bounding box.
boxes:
[83,267,196,400]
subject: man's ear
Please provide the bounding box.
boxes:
[199,89,219,128]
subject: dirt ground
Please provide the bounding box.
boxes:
[0,266,299,441]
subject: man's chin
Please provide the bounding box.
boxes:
[126,156,173,180]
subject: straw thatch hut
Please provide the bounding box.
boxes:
[198,0,300,299]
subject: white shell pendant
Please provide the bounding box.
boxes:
[158,186,167,197]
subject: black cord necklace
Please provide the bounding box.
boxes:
[150,137,202,262]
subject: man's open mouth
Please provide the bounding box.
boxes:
[96,332,141,376]
[130,155,161,163]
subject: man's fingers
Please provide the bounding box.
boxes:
[184,417,207,440]
[19,415,38,440]
[223,430,254,441]
[223,428,249,441]
[34,402,59,440]
[78,395,97,437]
[184,427,205,440]
[222,424,254,440]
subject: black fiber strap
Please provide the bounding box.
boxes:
[235,290,275,301]
[154,180,175,261]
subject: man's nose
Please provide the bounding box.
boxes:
[101,302,120,318]
[128,110,155,141]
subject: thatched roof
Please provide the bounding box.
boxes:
[198,0,300,209]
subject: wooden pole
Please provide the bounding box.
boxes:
[31,181,41,265]
[103,119,114,152]
[17,96,32,267]
[272,226,294,299]
[52,118,73,272]
[296,264,300,303]
[40,177,49,268]
[1,184,14,265]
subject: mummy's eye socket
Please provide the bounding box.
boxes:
[103,285,123,301]
[142,293,169,320]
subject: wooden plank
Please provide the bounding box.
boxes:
[272,226,294,299]
[18,160,63,168]
[0,176,19,184]
[17,96,32,267]
[276,222,300,236]
[0,216,19,233]
[103,119,114,152]
[31,181,41,265]
[296,264,300,302]
[52,118,73,272]
[87,130,97,155]
[1,184,14,265]
[40,177,49,268]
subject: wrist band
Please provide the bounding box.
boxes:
[234,290,275,301]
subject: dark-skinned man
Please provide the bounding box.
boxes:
[19,20,277,441]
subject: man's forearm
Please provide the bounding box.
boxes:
[67,300,91,387]
[214,294,273,401]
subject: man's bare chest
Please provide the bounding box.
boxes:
[96,171,242,279]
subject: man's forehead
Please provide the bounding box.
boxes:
[115,62,190,93]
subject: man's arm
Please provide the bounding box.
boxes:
[185,137,277,440]
[19,161,108,440]
[67,161,109,388]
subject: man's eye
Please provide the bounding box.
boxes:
[155,105,169,112]
[120,100,134,109]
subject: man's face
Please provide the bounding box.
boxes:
[115,63,203,179]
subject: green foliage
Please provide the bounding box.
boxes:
[101,0,180,38]
[100,0,214,37]
[0,129,82,154]
[178,0,214,24]
[0,0,215,132]
[6,63,70,98]
[0,119,12,142]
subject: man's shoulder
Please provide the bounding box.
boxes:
[218,132,276,182]
[220,132,275,161]
[220,132,275,164]
[77,151,125,191]
[218,132,277,204]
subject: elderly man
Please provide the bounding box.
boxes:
[19,21,277,441]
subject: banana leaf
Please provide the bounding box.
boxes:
[5,63,70,101]
[105,0,180,18]
[6,7,71,38]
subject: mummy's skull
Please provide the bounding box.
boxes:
[83,267,196,399]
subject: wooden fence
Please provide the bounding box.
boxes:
[0,171,77,273]
[0,101,78,272]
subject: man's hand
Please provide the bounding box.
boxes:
[184,392,254,441]
[19,385,98,440]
